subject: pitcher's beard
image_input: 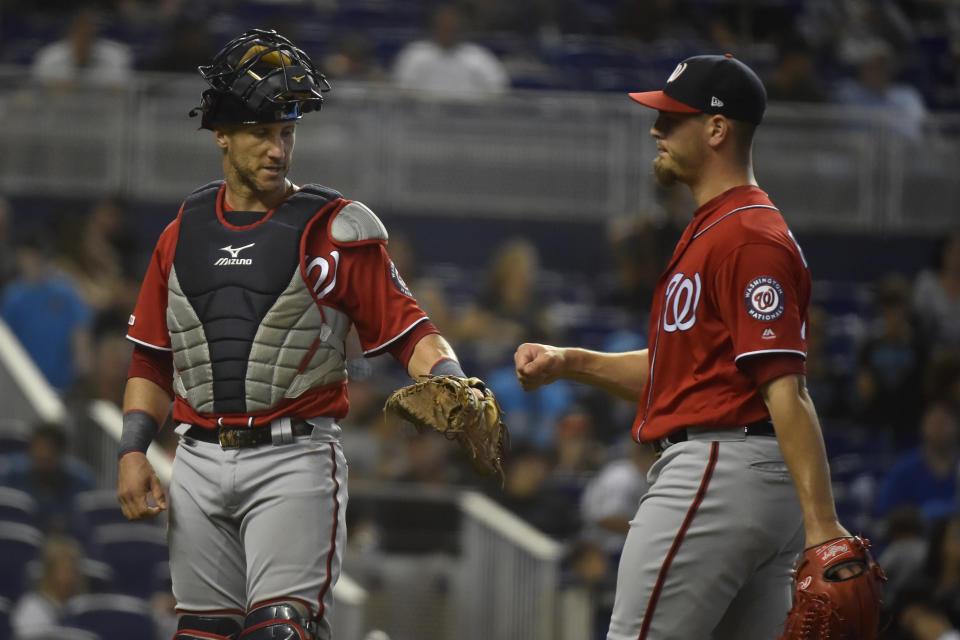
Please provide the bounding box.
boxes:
[653,158,678,187]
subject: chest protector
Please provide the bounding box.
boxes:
[167,181,350,416]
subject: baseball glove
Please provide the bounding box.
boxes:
[384,376,508,484]
[779,536,886,640]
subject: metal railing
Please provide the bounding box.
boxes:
[457,491,588,640]
[1,67,958,231]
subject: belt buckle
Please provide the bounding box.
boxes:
[218,428,242,449]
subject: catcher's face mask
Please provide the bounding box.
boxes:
[190,29,331,130]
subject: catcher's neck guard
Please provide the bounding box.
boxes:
[189,28,330,130]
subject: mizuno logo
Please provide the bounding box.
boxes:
[221,244,254,258]
[216,243,255,266]
[292,75,306,82]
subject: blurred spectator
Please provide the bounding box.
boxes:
[493,444,580,539]
[392,3,509,97]
[0,423,96,534]
[322,33,386,83]
[873,401,960,525]
[579,439,654,556]
[764,35,829,103]
[140,17,217,73]
[10,535,88,636]
[854,273,926,444]
[31,8,133,91]
[799,0,914,67]
[895,512,960,634]
[913,230,960,353]
[552,409,604,477]
[834,39,927,141]
[82,308,134,406]
[0,232,94,394]
[0,198,15,292]
[615,0,701,43]
[456,237,557,368]
[878,506,930,608]
[805,305,853,423]
[57,196,140,314]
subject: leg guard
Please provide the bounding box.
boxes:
[239,602,315,640]
[174,614,243,640]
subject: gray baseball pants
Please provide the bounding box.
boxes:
[607,429,804,640]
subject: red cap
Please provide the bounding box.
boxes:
[627,91,700,114]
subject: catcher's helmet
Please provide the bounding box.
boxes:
[189,29,330,130]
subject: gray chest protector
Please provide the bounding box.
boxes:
[167,181,350,416]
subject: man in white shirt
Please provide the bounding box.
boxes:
[392,4,508,97]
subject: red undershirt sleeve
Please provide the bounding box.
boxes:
[127,344,175,397]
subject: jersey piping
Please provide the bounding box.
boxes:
[691,204,779,240]
[734,348,807,362]
[362,317,430,356]
[126,335,173,352]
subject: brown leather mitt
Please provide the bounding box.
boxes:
[779,536,886,640]
[384,376,509,484]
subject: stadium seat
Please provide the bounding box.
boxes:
[0,487,39,526]
[63,594,156,640]
[0,418,31,455]
[0,522,44,601]
[72,489,130,534]
[90,522,169,599]
[0,596,10,640]
[13,626,101,640]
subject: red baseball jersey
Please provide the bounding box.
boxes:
[633,185,810,442]
[127,188,430,426]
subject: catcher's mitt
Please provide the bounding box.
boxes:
[779,536,886,640]
[384,376,508,484]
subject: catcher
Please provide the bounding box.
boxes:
[116,28,505,640]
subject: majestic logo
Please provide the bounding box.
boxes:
[762,328,776,340]
[667,63,687,83]
[710,96,724,107]
[662,272,701,333]
[306,250,341,299]
[744,277,785,321]
[215,243,255,266]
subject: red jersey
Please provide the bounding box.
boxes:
[633,185,810,442]
[127,186,431,426]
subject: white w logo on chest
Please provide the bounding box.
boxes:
[662,272,702,332]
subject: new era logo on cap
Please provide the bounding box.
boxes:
[628,54,767,124]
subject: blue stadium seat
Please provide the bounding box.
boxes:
[63,594,156,640]
[0,487,39,527]
[0,522,44,601]
[0,418,31,455]
[13,626,101,640]
[90,523,169,599]
[0,596,10,640]
[72,489,129,535]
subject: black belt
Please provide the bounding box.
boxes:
[653,419,776,455]
[185,420,314,449]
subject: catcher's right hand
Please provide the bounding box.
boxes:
[384,375,509,484]
[779,536,886,639]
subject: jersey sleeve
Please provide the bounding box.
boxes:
[126,218,180,351]
[712,242,809,367]
[322,243,431,357]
